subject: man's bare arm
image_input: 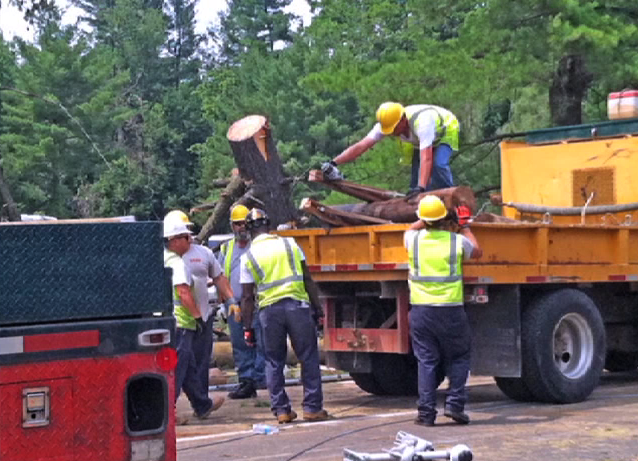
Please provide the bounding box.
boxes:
[175,284,202,318]
[333,137,376,165]
[240,283,256,328]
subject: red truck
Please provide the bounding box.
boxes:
[0,220,177,461]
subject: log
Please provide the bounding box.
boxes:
[226,115,297,227]
[196,175,246,243]
[328,186,476,224]
[300,198,392,227]
[308,170,405,202]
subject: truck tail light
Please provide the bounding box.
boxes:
[138,329,170,347]
[465,285,489,304]
[155,347,178,372]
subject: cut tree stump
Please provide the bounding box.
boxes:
[226,115,297,228]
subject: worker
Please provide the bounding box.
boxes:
[218,204,266,399]
[163,211,229,424]
[322,102,459,195]
[404,195,481,426]
[239,208,330,424]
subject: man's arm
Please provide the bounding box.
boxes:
[240,283,256,328]
[213,274,234,301]
[460,228,482,259]
[301,261,322,308]
[333,137,377,165]
[418,145,434,189]
[408,219,426,231]
[175,284,202,318]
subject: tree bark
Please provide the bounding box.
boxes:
[197,175,246,244]
[226,115,297,228]
[549,55,592,126]
[0,162,20,221]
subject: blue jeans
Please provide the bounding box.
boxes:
[175,327,213,416]
[410,144,455,191]
[259,298,323,416]
[229,311,266,385]
[409,306,471,419]
[191,315,214,400]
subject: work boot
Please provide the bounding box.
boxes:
[175,414,189,426]
[228,379,257,399]
[277,410,297,424]
[444,408,470,425]
[414,416,435,427]
[195,396,225,420]
[303,409,331,422]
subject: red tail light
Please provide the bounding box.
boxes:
[155,347,178,372]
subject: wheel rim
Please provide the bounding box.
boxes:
[552,312,594,379]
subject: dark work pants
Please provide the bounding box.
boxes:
[259,298,323,416]
[410,144,454,191]
[191,315,214,403]
[229,311,266,385]
[175,327,213,416]
[409,306,471,419]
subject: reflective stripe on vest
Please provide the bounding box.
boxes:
[406,105,459,150]
[245,235,309,308]
[407,229,464,306]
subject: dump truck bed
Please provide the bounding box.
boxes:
[279,221,638,284]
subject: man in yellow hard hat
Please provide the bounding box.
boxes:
[322,102,459,196]
[218,204,266,399]
[404,196,481,426]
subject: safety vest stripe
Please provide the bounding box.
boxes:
[246,249,265,280]
[257,275,305,292]
[450,233,458,276]
[408,106,447,142]
[409,275,463,282]
[410,231,459,281]
[282,238,299,277]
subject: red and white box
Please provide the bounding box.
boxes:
[608,90,638,120]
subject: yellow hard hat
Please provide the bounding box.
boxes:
[376,102,405,135]
[230,204,249,222]
[164,210,193,226]
[416,195,448,221]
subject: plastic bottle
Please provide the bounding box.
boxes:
[252,423,279,435]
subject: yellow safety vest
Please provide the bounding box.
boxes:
[219,238,236,277]
[399,105,460,163]
[245,234,309,308]
[164,249,196,329]
[407,229,464,306]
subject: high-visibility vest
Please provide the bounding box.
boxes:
[405,104,460,151]
[406,229,464,306]
[164,249,196,329]
[244,234,309,308]
[219,238,236,277]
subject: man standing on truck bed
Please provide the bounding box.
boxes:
[239,208,330,424]
[322,102,459,196]
[405,195,481,426]
[219,204,266,399]
[163,211,229,424]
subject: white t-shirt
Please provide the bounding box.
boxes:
[183,244,223,320]
[239,235,305,285]
[164,249,191,286]
[366,105,437,150]
[404,229,475,261]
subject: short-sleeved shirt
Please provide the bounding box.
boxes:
[183,244,223,320]
[404,229,475,261]
[164,248,193,328]
[366,106,438,150]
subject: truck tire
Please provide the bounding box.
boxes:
[605,351,638,372]
[371,353,418,396]
[521,289,606,403]
[494,377,535,402]
[350,372,387,395]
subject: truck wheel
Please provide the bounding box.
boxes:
[521,289,606,403]
[494,377,535,402]
[350,372,387,395]
[605,351,638,372]
[371,353,418,396]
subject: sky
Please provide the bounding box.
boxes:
[0,0,311,41]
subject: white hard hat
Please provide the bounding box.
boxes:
[163,213,193,239]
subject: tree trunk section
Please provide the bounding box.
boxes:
[197,175,246,244]
[0,162,20,221]
[549,55,592,126]
[226,115,297,228]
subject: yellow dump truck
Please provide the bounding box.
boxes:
[279,118,638,404]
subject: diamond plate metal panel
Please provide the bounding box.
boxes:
[0,222,172,326]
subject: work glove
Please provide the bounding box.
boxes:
[311,304,324,327]
[455,205,472,228]
[244,328,256,347]
[224,297,242,322]
[321,161,344,181]
[195,317,207,335]
[405,186,426,200]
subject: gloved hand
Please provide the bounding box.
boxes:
[244,328,256,347]
[224,297,241,322]
[455,205,472,228]
[405,186,426,200]
[311,304,324,326]
[195,317,207,335]
[321,161,344,181]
